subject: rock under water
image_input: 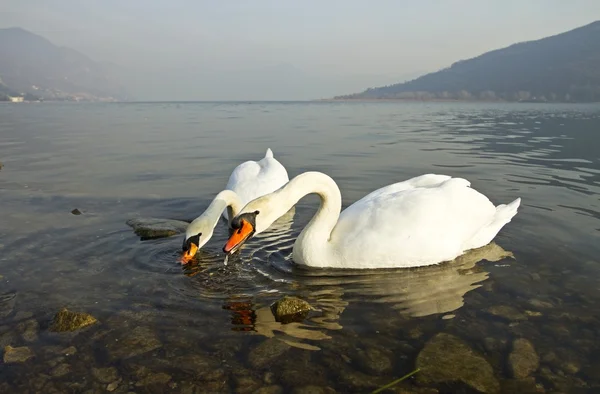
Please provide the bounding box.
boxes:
[270,296,313,324]
[508,338,540,378]
[3,345,34,363]
[416,332,500,393]
[126,218,189,240]
[49,308,98,332]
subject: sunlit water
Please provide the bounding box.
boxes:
[1,102,599,392]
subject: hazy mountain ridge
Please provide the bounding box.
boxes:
[0,27,128,101]
[335,21,600,102]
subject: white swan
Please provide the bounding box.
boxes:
[181,148,289,263]
[223,172,521,269]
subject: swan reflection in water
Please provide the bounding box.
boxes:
[183,241,513,350]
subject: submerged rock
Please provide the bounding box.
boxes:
[92,367,119,383]
[270,296,313,324]
[0,292,16,318]
[416,333,500,393]
[50,308,98,332]
[485,305,527,322]
[126,218,189,240]
[71,208,82,215]
[356,347,393,375]
[17,319,39,342]
[135,372,171,387]
[508,338,539,379]
[234,375,262,394]
[3,345,34,363]
[106,381,120,392]
[50,363,71,377]
[107,326,162,360]
[248,339,291,369]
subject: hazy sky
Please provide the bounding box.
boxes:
[2,0,599,100]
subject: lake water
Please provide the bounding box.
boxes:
[1,102,599,393]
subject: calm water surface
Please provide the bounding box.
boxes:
[1,102,599,393]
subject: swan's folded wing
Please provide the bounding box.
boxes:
[331,177,496,268]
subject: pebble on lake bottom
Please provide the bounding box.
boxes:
[3,345,34,363]
[49,308,98,332]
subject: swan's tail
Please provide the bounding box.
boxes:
[265,148,274,158]
[464,198,521,250]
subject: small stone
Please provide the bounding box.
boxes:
[106,381,120,392]
[525,310,542,317]
[270,296,313,323]
[92,367,119,383]
[62,346,77,356]
[71,209,82,215]
[508,338,539,378]
[50,363,71,377]
[126,218,188,240]
[527,299,553,309]
[49,308,98,332]
[135,372,171,386]
[485,305,527,321]
[254,386,284,394]
[3,345,34,363]
[17,319,39,342]
[248,339,291,369]
[416,333,499,393]
[562,361,581,375]
[47,357,64,368]
[235,376,262,394]
[263,371,276,384]
[442,314,455,320]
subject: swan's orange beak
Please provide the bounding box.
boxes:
[180,243,198,264]
[223,219,254,254]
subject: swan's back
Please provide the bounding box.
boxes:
[224,148,289,208]
[328,174,517,268]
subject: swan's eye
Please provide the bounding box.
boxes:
[254,210,260,215]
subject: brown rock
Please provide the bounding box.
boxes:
[508,338,539,378]
[3,345,34,363]
[49,308,98,332]
[416,333,499,393]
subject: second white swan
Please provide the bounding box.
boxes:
[181,148,289,263]
[223,172,520,269]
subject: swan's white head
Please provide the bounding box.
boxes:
[180,216,214,264]
[222,194,285,254]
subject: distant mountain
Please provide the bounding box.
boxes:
[0,27,129,101]
[335,21,600,103]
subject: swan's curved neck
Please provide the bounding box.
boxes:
[202,189,243,227]
[275,172,342,264]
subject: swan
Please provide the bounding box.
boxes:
[223,172,521,269]
[181,148,289,263]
